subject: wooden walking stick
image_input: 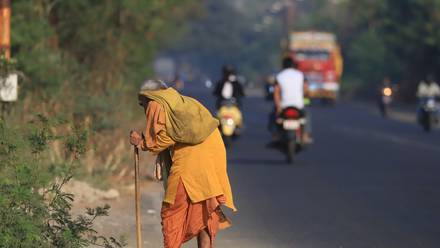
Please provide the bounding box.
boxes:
[133,146,143,248]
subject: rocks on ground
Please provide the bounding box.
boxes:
[63,179,120,203]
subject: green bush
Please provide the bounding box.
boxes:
[0,116,125,248]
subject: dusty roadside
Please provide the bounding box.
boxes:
[71,180,166,247]
[70,152,166,247]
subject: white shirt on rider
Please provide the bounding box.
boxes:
[417,81,440,98]
[221,81,233,99]
[276,68,304,109]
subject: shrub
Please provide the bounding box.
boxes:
[0,116,125,248]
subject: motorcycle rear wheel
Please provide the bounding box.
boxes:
[286,140,296,164]
[422,113,432,132]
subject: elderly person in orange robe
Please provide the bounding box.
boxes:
[130,80,236,248]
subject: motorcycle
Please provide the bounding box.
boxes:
[217,99,243,148]
[278,107,306,163]
[419,97,439,132]
[379,86,393,117]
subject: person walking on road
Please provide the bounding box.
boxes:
[129,80,236,248]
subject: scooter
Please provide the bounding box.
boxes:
[217,99,243,148]
[379,86,393,117]
[278,107,306,163]
[419,97,439,132]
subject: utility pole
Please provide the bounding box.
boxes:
[283,0,296,35]
[0,0,13,119]
[281,0,296,53]
[0,0,10,59]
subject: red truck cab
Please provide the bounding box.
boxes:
[288,32,343,102]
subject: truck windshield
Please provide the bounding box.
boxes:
[295,50,330,61]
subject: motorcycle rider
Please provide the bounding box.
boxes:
[379,77,392,93]
[213,65,245,110]
[274,57,313,144]
[417,76,440,99]
[417,75,440,124]
[377,77,394,117]
[214,65,245,137]
[265,75,276,101]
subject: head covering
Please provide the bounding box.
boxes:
[139,87,219,145]
[222,65,236,78]
[140,79,168,91]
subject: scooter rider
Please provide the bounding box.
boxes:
[274,57,313,144]
[213,65,245,110]
[377,77,394,117]
[417,75,440,99]
[417,75,440,124]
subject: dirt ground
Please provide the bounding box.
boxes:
[71,180,169,247]
[70,152,169,248]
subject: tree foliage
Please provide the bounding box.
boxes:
[0,116,125,247]
[7,0,200,178]
[296,0,440,99]
[11,0,200,117]
[168,0,283,81]
[3,1,201,246]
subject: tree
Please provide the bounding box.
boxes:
[167,0,283,82]
[294,0,440,100]
[9,0,201,176]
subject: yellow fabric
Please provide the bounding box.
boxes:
[142,101,236,212]
[147,130,175,155]
[159,129,236,212]
[139,88,219,145]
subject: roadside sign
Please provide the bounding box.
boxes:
[0,73,17,102]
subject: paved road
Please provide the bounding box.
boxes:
[188,85,440,248]
[124,86,440,248]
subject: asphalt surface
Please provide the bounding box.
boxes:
[187,85,440,248]
[128,86,440,248]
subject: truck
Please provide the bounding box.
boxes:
[287,31,343,102]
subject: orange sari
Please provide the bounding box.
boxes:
[161,180,230,248]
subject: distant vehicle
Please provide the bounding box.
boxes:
[264,75,276,101]
[286,31,343,103]
[278,107,307,163]
[418,97,439,132]
[378,84,394,118]
[217,98,243,148]
[205,78,213,88]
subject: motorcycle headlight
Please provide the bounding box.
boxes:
[383,87,392,96]
[226,118,234,125]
